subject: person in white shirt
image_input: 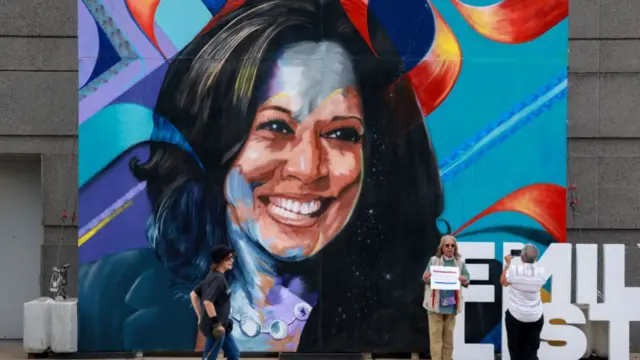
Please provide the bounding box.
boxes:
[500,244,546,360]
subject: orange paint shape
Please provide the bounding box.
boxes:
[453,183,567,243]
[125,0,167,59]
[407,2,461,117]
[451,0,568,44]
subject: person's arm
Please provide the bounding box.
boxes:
[500,255,512,287]
[422,262,432,282]
[460,262,470,288]
[203,300,217,318]
[190,288,203,322]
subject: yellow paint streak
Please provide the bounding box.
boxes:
[78,201,133,247]
[234,64,258,102]
[261,88,346,115]
[264,93,289,104]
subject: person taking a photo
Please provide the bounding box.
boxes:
[501,244,547,360]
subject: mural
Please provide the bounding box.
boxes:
[77,0,568,354]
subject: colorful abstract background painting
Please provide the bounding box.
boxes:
[77,0,568,353]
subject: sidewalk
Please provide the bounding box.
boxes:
[2,341,639,360]
[0,341,23,360]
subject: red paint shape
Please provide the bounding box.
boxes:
[453,184,567,243]
[451,0,568,44]
[199,0,247,37]
[340,0,376,56]
[125,0,167,59]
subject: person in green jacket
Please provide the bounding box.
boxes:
[422,235,470,360]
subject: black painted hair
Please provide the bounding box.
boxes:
[131,0,444,352]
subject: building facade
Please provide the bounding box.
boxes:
[0,0,638,354]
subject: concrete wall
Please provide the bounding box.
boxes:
[0,0,78,298]
[0,0,638,351]
[568,0,640,351]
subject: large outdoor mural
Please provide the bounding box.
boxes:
[77,0,568,354]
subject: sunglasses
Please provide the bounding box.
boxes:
[444,244,456,249]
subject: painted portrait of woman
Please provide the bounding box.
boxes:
[79,0,444,353]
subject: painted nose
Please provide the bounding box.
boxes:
[282,131,327,184]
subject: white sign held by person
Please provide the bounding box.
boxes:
[431,265,461,290]
[451,242,639,360]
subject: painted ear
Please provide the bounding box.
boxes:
[150,115,205,170]
[437,218,452,235]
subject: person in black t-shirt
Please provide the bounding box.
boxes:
[190,245,237,360]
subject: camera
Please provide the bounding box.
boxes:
[510,249,522,256]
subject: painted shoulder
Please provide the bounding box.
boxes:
[78,248,197,351]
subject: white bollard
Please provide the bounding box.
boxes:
[50,298,78,353]
[23,298,54,353]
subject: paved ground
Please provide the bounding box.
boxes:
[0,341,24,360]
[1,341,639,360]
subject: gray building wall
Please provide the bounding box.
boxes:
[0,0,78,298]
[0,0,638,352]
[568,0,640,351]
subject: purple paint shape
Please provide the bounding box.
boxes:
[262,287,311,351]
[79,145,150,228]
[287,277,306,297]
[266,285,285,305]
[78,191,151,264]
[111,62,168,109]
[153,23,178,59]
[78,0,99,87]
[80,0,173,123]
[79,59,145,123]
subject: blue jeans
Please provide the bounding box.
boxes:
[202,333,240,360]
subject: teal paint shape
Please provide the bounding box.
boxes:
[155,0,211,51]
[79,103,154,187]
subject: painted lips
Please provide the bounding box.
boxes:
[266,196,327,227]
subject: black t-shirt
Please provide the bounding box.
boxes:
[194,271,231,337]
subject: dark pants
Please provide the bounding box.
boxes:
[505,310,544,360]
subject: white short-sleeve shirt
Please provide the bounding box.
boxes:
[506,263,547,323]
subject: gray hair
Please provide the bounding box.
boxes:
[522,244,538,264]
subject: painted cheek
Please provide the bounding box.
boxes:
[235,138,286,183]
[326,146,361,186]
[224,168,256,224]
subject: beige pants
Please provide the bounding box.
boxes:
[428,312,456,360]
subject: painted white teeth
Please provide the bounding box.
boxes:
[300,203,309,214]
[269,197,322,216]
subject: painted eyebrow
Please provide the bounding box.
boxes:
[330,115,363,125]
[258,105,292,115]
[258,105,363,125]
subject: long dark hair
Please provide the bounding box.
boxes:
[131,0,444,352]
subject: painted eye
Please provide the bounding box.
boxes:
[322,128,362,143]
[256,119,294,135]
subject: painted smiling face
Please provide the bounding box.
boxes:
[224,41,363,260]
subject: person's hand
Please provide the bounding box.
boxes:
[212,324,226,339]
[423,271,431,282]
[504,254,513,266]
[458,275,468,285]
